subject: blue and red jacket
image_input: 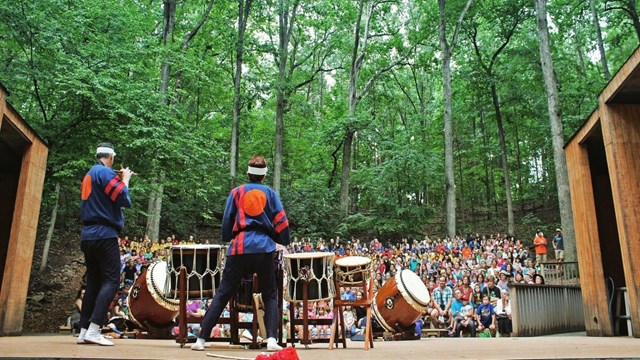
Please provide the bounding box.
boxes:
[222,182,290,256]
[80,163,131,240]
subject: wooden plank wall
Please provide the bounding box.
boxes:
[565,111,614,336]
[0,87,49,336]
[600,103,640,338]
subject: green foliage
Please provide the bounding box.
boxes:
[1,0,638,243]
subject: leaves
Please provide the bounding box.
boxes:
[1,0,637,241]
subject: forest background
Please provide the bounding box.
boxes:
[2,0,640,260]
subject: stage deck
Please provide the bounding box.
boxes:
[0,333,639,359]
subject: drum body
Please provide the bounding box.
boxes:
[371,269,430,332]
[167,244,225,299]
[127,261,179,329]
[284,253,335,301]
[334,256,372,285]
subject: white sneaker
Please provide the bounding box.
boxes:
[77,328,87,344]
[83,331,114,346]
[266,337,282,352]
[190,342,205,351]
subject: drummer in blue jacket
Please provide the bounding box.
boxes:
[193,155,290,351]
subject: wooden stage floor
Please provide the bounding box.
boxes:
[1,333,639,359]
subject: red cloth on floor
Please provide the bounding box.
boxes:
[255,347,299,360]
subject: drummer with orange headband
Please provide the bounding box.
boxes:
[192,155,290,352]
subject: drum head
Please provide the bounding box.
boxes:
[147,261,169,295]
[170,244,225,251]
[397,269,430,307]
[335,256,371,267]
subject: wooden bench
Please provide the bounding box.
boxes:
[58,325,72,334]
[421,328,448,338]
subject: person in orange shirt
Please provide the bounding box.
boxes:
[461,244,472,260]
[533,230,548,266]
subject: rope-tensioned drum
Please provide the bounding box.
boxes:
[284,252,335,301]
[166,245,226,299]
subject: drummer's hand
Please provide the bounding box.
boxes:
[120,167,133,185]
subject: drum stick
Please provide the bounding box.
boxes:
[208,344,247,350]
[206,353,253,360]
[115,169,139,176]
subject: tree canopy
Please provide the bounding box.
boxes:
[1,0,638,243]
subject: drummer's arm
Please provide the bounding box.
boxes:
[270,193,290,246]
[221,192,236,242]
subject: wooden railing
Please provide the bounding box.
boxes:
[540,261,580,286]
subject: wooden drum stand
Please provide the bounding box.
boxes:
[328,276,374,350]
[175,265,285,349]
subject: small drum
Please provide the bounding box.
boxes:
[284,252,335,301]
[167,244,225,299]
[128,261,179,329]
[334,256,372,285]
[371,269,430,332]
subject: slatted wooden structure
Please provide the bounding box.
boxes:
[0,83,49,336]
[565,47,640,337]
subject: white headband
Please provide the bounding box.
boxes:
[96,146,116,156]
[248,166,267,175]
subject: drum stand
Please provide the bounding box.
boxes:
[328,277,374,350]
[286,280,334,348]
[175,266,285,349]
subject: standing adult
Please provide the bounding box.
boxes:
[192,155,290,352]
[77,143,133,346]
[533,230,548,268]
[553,228,564,262]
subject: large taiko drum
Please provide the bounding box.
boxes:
[127,261,179,329]
[167,244,225,299]
[284,252,335,301]
[371,269,430,332]
[334,256,372,285]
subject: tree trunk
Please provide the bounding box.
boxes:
[273,0,299,194]
[40,182,60,272]
[441,51,456,238]
[438,0,474,238]
[160,0,176,98]
[534,0,576,262]
[340,129,355,215]
[513,115,524,210]
[491,83,515,235]
[456,139,465,233]
[146,0,175,241]
[589,0,611,80]
[339,0,366,216]
[146,171,166,242]
[626,0,640,42]
[338,0,411,215]
[231,0,252,187]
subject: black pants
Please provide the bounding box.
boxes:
[498,316,512,334]
[200,253,278,339]
[80,237,120,328]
